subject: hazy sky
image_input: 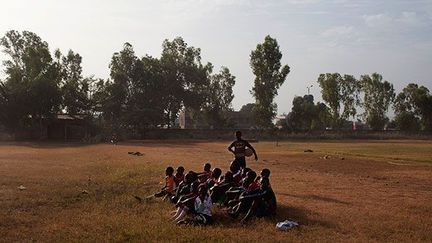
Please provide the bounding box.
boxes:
[1,0,431,115]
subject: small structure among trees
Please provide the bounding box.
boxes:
[46,114,88,140]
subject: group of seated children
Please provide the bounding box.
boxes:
[151,162,277,225]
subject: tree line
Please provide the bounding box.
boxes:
[284,73,432,132]
[0,30,289,136]
[0,30,430,137]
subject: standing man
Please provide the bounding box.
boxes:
[228,131,258,169]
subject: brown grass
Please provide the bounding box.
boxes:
[1,140,432,242]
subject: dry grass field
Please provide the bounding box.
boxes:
[1,140,432,242]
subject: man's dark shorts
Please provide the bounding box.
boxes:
[234,156,246,169]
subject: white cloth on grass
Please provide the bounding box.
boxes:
[276,220,299,230]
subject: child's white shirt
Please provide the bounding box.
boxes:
[194,195,212,216]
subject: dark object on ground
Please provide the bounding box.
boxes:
[134,195,143,202]
[128,152,144,156]
[304,149,313,153]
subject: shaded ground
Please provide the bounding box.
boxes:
[1,140,431,242]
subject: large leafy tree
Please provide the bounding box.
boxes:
[360,73,395,130]
[317,73,360,128]
[105,42,147,129]
[100,43,137,130]
[250,35,290,128]
[56,49,91,115]
[203,67,236,128]
[103,43,183,131]
[289,95,316,131]
[88,78,108,114]
[340,74,360,120]
[0,30,62,132]
[317,73,340,123]
[286,95,330,131]
[160,37,211,127]
[125,55,165,129]
[394,83,432,131]
[393,111,421,131]
[314,102,332,130]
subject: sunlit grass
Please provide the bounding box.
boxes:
[258,140,432,164]
[1,140,431,242]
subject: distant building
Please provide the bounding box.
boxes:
[274,115,287,129]
[47,114,89,140]
[178,109,208,129]
[3,114,90,140]
[179,110,187,129]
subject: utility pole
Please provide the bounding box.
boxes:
[307,84,313,95]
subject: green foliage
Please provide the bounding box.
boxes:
[203,67,236,128]
[0,30,62,131]
[340,74,361,119]
[0,30,102,136]
[2,29,429,137]
[129,55,166,128]
[57,49,92,115]
[317,73,360,128]
[103,43,137,128]
[98,38,217,131]
[394,83,432,131]
[250,35,290,128]
[360,73,395,131]
[313,102,332,130]
[102,43,167,131]
[286,95,331,131]
[160,37,212,127]
[394,111,421,131]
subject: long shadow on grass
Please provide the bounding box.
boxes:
[278,193,351,205]
[273,204,338,228]
[210,204,337,229]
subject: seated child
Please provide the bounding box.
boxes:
[246,171,260,191]
[197,162,212,181]
[191,184,213,225]
[175,184,214,225]
[210,171,234,204]
[206,168,222,188]
[261,168,271,179]
[174,166,185,186]
[225,170,258,207]
[255,168,271,184]
[231,177,277,223]
[229,161,242,186]
[171,171,197,204]
[153,166,175,199]
[237,168,252,188]
[172,181,200,223]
